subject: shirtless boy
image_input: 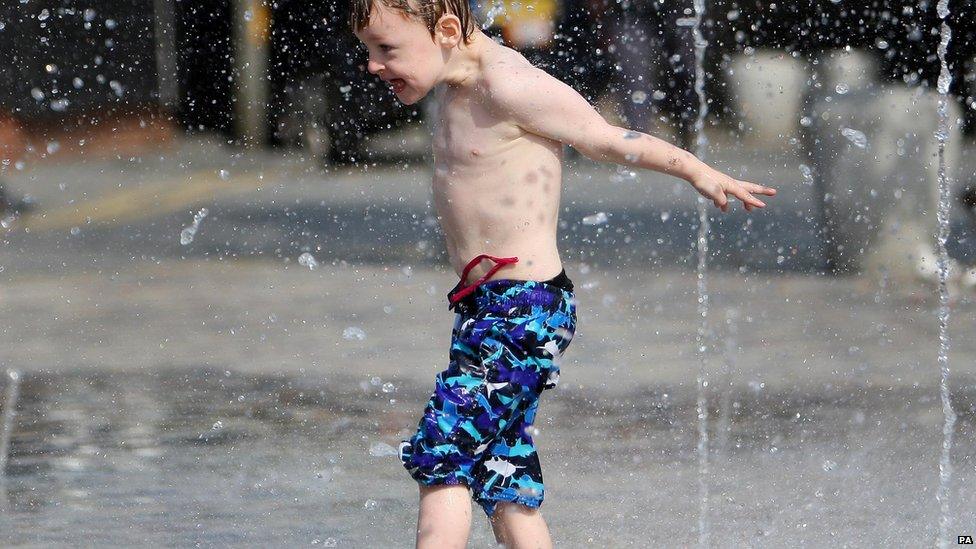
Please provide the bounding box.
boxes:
[350,1,776,546]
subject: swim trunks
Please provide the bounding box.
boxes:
[398,256,577,516]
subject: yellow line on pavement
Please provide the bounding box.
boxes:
[20,171,263,233]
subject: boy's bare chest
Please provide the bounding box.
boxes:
[430,91,523,167]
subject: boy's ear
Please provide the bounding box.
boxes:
[433,14,463,47]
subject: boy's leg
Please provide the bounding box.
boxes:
[489,502,553,549]
[416,484,473,549]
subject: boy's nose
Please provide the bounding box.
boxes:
[367,59,384,75]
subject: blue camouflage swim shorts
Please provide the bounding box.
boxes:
[398,269,577,516]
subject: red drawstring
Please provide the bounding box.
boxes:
[448,254,519,305]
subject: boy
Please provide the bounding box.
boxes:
[350,0,776,546]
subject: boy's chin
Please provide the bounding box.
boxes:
[395,89,425,105]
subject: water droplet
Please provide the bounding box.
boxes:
[104,19,117,30]
[381,382,395,393]
[799,116,812,127]
[37,9,50,21]
[630,90,647,104]
[364,499,378,510]
[72,77,84,89]
[799,164,813,180]
[834,83,849,95]
[84,8,97,22]
[343,327,367,341]
[482,0,505,29]
[652,90,667,101]
[212,420,223,430]
[30,88,45,101]
[660,211,671,222]
[609,165,637,182]
[69,226,80,236]
[180,208,209,245]
[582,212,609,226]
[50,99,70,112]
[840,127,867,149]
[298,252,319,270]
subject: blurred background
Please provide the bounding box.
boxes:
[1,0,976,546]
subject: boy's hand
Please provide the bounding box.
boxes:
[689,165,777,212]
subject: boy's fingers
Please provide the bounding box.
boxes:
[730,187,765,208]
[740,181,776,195]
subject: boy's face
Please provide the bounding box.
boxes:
[354,2,446,105]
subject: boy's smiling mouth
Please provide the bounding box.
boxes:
[388,78,406,94]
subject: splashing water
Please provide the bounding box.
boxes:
[582,212,609,226]
[179,208,209,246]
[0,369,22,476]
[840,127,867,149]
[481,0,505,29]
[715,309,738,456]
[691,0,711,545]
[799,163,814,185]
[298,252,319,270]
[609,165,639,182]
[934,2,957,546]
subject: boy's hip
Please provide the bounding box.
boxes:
[447,269,576,318]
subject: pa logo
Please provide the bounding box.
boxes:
[959,535,974,545]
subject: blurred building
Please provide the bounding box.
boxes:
[0,0,973,167]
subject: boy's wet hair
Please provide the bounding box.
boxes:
[350,0,476,44]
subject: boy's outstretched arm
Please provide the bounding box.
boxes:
[489,65,776,212]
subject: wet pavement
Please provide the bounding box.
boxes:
[1,133,976,545]
[0,366,973,547]
[0,260,974,546]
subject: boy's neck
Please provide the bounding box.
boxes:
[439,30,491,89]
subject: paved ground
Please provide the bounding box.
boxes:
[1,259,975,392]
[1,132,975,545]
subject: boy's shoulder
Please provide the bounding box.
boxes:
[475,44,550,104]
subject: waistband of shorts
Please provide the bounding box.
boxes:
[449,269,574,314]
[478,269,573,293]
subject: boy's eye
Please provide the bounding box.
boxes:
[380,45,394,52]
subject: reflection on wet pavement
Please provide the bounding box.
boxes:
[0,369,973,546]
